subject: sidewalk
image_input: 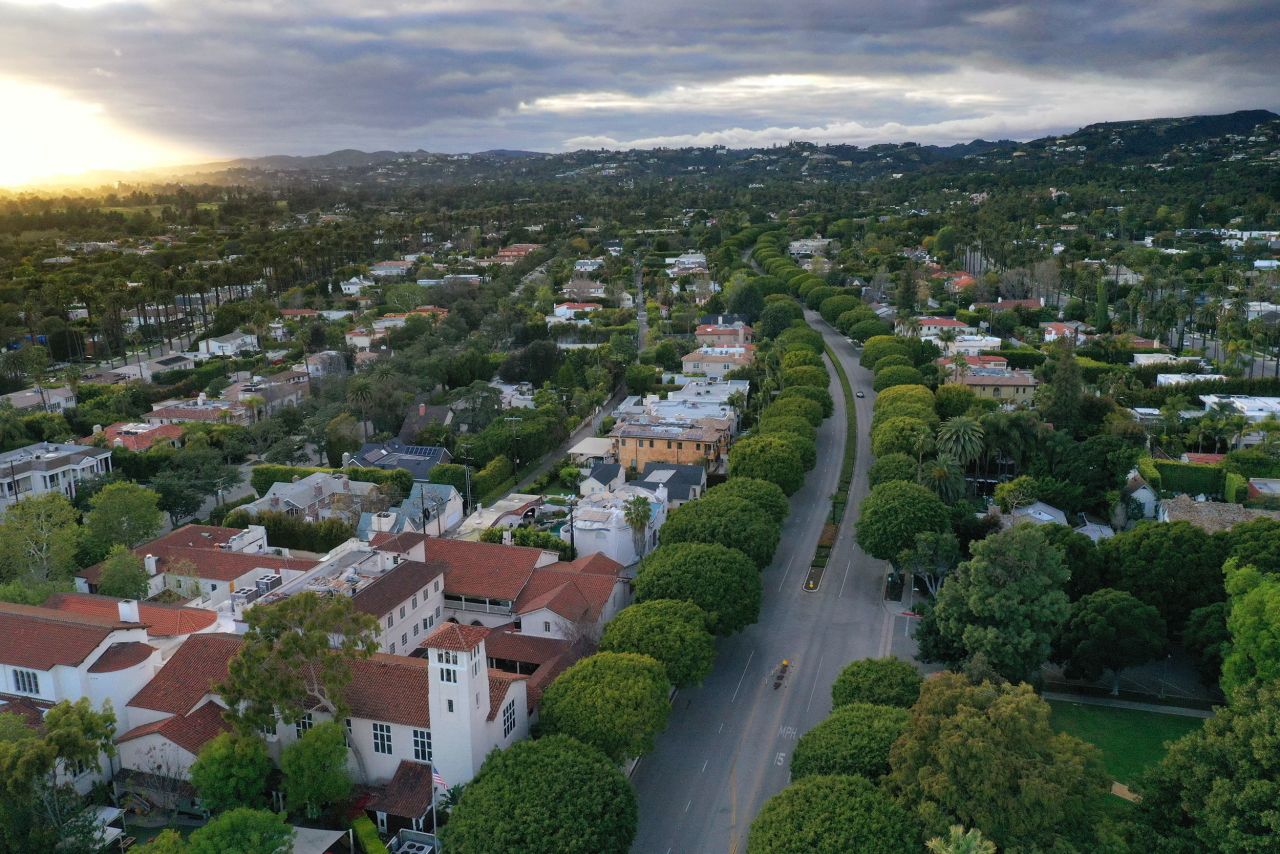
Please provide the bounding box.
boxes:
[509,386,626,494]
[1041,691,1214,719]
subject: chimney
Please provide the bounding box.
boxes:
[419,403,426,417]
[197,392,207,406]
[341,452,352,467]
[117,599,141,623]
[92,424,103,434]
[737,325,745,346]
[502,528,513,546]
[143,554,158,575]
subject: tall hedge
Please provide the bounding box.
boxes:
[1152,460,1225,498]
[223,509,355,553]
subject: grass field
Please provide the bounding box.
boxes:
[1048,700,1204,785]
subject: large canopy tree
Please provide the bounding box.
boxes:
[599,599,716,688]
[634,543,762,634]
[748,774,919,854]
[538,652,670,762]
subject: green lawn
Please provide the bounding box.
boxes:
[1048,700,1204,785]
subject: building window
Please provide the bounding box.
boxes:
[372,722,392,755]
[543,621,551,633]
[400,605,406,619]
[447,699,454,713]
[386,615,394,628]
[413,623,419,637]
[411,594,418,609]
[401,632,408,647]
[390,643,396,654]
[502,700,517,737]
[344,718,352,747]
[434,580,440,593]
[440,667,457,683]
[413,728,432,762]
[13,670,39,695]
[436,651,458,664]
[435,605,441,617]
[295,713,312,739]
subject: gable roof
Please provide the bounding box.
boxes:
[116,700,231,755]
[432,539,549,600]
[127,633,243,715]
[367,760,435,819]
[346,653,431,728]
[44,592,218,637]
[0,602,135,670]
[424,623,489,653]
[585,463,621,485]
[486,670,522,721]
[514,568,618,623]
[351,560,444,619]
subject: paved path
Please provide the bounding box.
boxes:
[631,309,910,854]
[1041,692,1214,719]
[509,386,627,495]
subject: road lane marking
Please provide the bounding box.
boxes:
[805,653,825,713]
[702,759,708,773]
[777,556,794,591]
[685,799,692,813]
[730,649,755,703]
[838,560,851,597]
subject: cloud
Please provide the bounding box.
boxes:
[0,0,1275,162]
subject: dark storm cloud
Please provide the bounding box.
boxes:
[0,0,1276,156]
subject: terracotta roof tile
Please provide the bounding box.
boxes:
[0,694,52,730]
[432,539,547,600]
[347,654,431,728]
[484,626,572,667]
[424,623,489,653]
[486,669,522,721]
[43,592,218,637]
[367,760,435,819]
[79,528,317,584]
[127,633,243,715]
[116,701,231,755]
[0,602,135,670]
[87,641,156,673]
[514,571,618,623]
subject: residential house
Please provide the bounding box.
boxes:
[573,259,605,274]
[1246,478,1280,503]
[610,416,732,472]
[305,350,348,380]
[969,297,1045,312]
[75,525,317,609]
[632,462,707,507]
[344,327,387,351]
[1157,494,1280,532]
[80,422,183,453]
[494,244,542,264]
[561,482,666,566]
[1,601,160,792]
[937,354,1008,373]
[664,252,708,277]
[1157,373,1228,387]
[240,472,380,523]
[560,278,608,301]
[787,238,832,257]
[580,463,624,497]
[144,394,253,427]
[357,482,465,541]
[930,334,1002,356]
[1041,322,1087,344]
[547,302,602,326]
[567,437,613,470]
[695,321,754,347]
[1200,395,1280,445]
[680,345,755,381]
[896,316,974,337]
[223,370,311,417]
[953,368,1038,402]
[0,385,76,413]
[1122,470,1160,521]
[371,260,413,279]
[1003,501,1069,528]
[340,275,375,296]
[197,330,259,357]
[0,442,112,511]
[41,592,228,657]
[347,441,453,482]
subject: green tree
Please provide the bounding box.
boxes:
[624,363,658,395]
[704,477,789,523]
[886,673,1108,850]
[83,480,164,557]
[861,336,911,369]
[791,702,910,780]
[1133,678,1280,853]
[659,493,780,567]
[622,494,653,560]
[1098,520,1228,633]
[96,544,150,600]
[441,734,636,854]
[917,454,966,503]
[599,600,715,688]
[152,470,206,527]
[871,416,934,458]
[187,808,294,854]
[873,365,925,392]
[781,365,828,389]
[538,652,669,762]
[134,829,188,854]
[323,413,362,467]
[1051,588,1166,693]
[832,657,923,709]
[1221,561,1280,698]
[1037,340,1083,435]
[634,543,761,634]
[0,492,79,583]
[220,592,380,732]
[777,385,833,418]
[748,774,918,854]
[868,453,916,487]
[758,300,805,339]
[935,416,984,467]
[926,826,997,854]
[856,481,950,563]
[189,731,273,813]
[1183,601,1230,685]
[728,434,805,495]
[280,722,350,819]
[933,385,978,420]
[920,525,1070,682]
[761,396,824,427]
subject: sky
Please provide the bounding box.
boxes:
[0,0,1277,185]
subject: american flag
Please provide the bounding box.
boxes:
[432,767,447,789]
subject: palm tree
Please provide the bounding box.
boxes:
[917,454,965,503]
[936,416,985,468]
[927,826,996,854]
[622,495,652,562]
[346,377,376,440]
[937,327,958,354]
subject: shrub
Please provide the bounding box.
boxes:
[782,366,829,389]
[761,396,824,427]
[352,817,389,854]
[873,365,925,392]
[758,415,817,443]
[831,657,924,708]
[777,386,834,418]
[873,354,913,373]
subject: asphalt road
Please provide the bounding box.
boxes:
[630,310,915,854]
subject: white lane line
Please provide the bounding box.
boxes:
[718,722,724,734]
[685,800,692,813]
[702,759,709,773]
[777,556,794,592]
[730,649,755,703]
[838,560,851,598]
[805,653,825,713]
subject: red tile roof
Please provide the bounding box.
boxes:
[552,553,625,576]
[87,641,156,673]
[486,670,523,721]
[0,694,52,730]
[79,525,317,585]
[127,633,243,715]
[1182,453,1227,465]
[432,539,549,600]
[44,592,218,638]
[424,623,489,653]
[347,653,431,728]
[367,760,435,819]
[280,309,319,317]
[484,626,572,667]
[916,316,970,327]
[79,422,184,452]
[514,570,619,623]
[0,602,135,670]
[117,701,231,755]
